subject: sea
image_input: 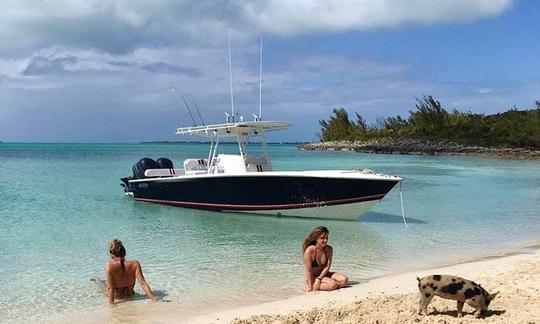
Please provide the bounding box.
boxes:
[0,142,539,323]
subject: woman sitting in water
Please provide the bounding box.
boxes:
[302,226,348,292]
[92,239,157,304]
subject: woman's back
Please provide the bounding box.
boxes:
[106,259,139,289]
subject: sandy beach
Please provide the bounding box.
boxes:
[187,246,540,324]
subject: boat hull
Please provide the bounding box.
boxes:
[127,173,399,220]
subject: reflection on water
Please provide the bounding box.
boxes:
[360,212,427,224]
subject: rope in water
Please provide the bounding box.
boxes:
[399,181,408,227]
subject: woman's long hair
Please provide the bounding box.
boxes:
[109,239,127,276]
[302,226,329,253]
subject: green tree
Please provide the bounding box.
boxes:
[408,95,449,138]
[317,98,540,148]
[382,115,410,138]
[319,108,355,141]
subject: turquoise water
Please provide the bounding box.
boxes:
[0,143,539,323]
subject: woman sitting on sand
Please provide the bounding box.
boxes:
[92,239,157,305]
[303,226,348,292]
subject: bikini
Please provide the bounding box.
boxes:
[113,286,134,298]
[311,249,328,268]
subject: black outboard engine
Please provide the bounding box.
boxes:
[156,157,174,169]
[132,157,159,179]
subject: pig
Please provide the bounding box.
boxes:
[417,275,499,318]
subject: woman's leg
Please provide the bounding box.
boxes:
[331,272,349,288]
[319,277,339,291]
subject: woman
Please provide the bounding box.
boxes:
[92,239,157,305]
[302,226,348,292]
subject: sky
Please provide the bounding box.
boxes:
[0,0,538,142]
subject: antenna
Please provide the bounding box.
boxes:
[187,93,205,126]
[259,35,263,121]
[228,31,235,122]
[170,87,197,126]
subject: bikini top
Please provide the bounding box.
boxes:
[311,248,328,268]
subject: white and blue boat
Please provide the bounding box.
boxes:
[121,120,401,220]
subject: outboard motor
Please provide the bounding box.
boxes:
[132,157,158,179]
[156,157,174,169]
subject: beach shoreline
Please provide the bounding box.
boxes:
[38,244,540,324]
[298,140,540,160]
[187,245,540,324]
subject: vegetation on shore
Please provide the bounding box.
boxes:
[318,96,540,148]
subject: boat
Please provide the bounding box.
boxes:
[120,120,401,220]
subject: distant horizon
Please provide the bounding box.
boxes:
[0,140,311,144]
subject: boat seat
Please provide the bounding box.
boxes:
[183,158,208,175]
[246,163,271,172]
[245,155,272,172]
[144,168,185,177]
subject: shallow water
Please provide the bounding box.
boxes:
[0,143,539,322]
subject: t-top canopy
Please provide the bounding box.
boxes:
[176,121,291,137]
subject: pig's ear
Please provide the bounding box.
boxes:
[490,291,499,300]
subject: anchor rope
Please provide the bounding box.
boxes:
[399,181,408,227]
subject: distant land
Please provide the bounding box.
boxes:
[299,139,540,159]
[303,96,540,159]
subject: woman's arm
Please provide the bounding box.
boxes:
[135,261,157,302]
[105,263,115,305]
[303,247,315,291]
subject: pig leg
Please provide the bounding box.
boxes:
[418,293,434,315]
[465,297,485,318]
[456,300,464,318]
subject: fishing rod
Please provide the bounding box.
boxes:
[187,93,205,126]
[228,30,235,122]
[170,87,197,126]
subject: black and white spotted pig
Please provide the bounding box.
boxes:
[417,275,498,318]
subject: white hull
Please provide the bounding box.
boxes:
[227,199,379,220]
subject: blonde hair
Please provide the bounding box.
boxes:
[302,226,329,253]
[109,239,126,275]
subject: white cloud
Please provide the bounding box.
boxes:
[477,87,493,94]
[0,0,514,56]
[243,0,513,35]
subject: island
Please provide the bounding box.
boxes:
[300,96,540,159]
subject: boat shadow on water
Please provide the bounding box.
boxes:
[360,212,426,224]
[218,210,410,223]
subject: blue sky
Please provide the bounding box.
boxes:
[0,0,538,142]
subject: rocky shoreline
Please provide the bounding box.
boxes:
[298,139,540,159]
